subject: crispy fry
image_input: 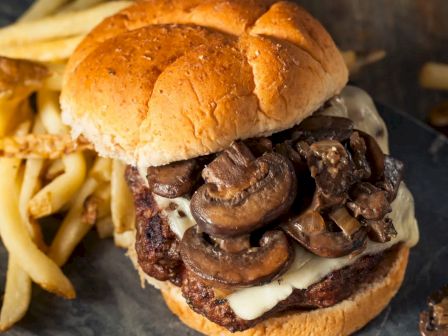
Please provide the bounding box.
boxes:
[19,118,47,250]
[111,160,135,234]
[0,257,32,332]
[0,157,75,298]
[0,2,132,46]
[28,90,87,218]
[45,159,64,180]
[114,230,134,249]
[420,62,448,91]
[48,176,98,266]
[42,62,66,91]
[48,157,113,266]
[0,36,84,63]
[90,157,112,182]
[18,0,71,22]
[92,183,111,218]
[29,152,86,218]
[96,216,113,239]
[342,49,386,74]
[61,0,108,13]
[0,133,93,159]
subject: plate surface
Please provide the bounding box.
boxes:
[1,3,448,335]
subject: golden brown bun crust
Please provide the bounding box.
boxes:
[161,245,409,336]
[61,0,348,167]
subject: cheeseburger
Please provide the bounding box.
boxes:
[60,0,419,335]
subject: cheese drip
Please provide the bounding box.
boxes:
[150,85,419,321]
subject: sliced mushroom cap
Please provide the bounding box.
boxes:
[377,155,404,201]
[282,210,367,258]
[349,131,371,180]
[366,218,397,243]
[180,227,293,287]
[147,159,199,198]
[291,116,354,143]
[329,206,362,237]
[202,142,254,187]
[357,130,385,181]
[347,182,392,220]
[307,140,353,196]
[191,152,297,238]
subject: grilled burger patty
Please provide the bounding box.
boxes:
[125,166,390,332]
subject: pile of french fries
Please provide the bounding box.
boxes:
[0,0,134,331]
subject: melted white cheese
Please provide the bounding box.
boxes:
[320,85,390,154]
[153,195,195,238]
[226,183,418,320]
[151,86,419,321]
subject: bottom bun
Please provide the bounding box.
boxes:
[160,245,409,336]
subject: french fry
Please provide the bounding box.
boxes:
[48,157,112,266]
[114,230,134,249]
[42,62,66,91]
[37,90,66,134]
[90,157,112,182]
[19,117,47,250]
[29,90,87,218]
[111,160,135,234]
[0,157,75,298]
[45,159,64,180]
[96,216,114,239]
[420,62,448,91]
[18,0,71,22]
[0,36,84,63]
[29,152,86,218]
[61,0,108,13]
[92,183,112,218]
[0,257,32,332]
[0,2,132,46]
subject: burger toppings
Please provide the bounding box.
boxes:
[420,285,448,336]
[146,159,200,198]
[190,143,297,238]
[133,115,405,287]
[180,228,293,287]
[282,210,367,258]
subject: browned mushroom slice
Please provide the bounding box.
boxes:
[377,156,404,201]
[310,188,346,211]
[282,211,367,258]
[366,218,397,243]
[147,159,199,198]
[180,227,293,288]
[291,116,354,143]
[347,182,391,220]
[191,152,297,238]
[307,140,353,196]
[213,235,251,253]
[349,131,371,180]
[420,285,448,336]
[357,130,385,181]
[329,207,362,237]
[202,142,255,187]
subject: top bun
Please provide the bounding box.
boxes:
[61,0,348,167]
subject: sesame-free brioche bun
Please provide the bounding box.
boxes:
[61,0,348,167]
[161,244,409,336]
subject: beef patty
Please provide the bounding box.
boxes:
[125,166,391,332]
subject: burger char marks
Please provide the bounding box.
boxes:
[125,166,183,284]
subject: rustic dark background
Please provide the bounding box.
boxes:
[1,0,447,124]
[300,0,448,123]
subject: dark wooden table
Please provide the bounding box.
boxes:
[1,0,448,123]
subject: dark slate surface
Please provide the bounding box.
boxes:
[0,2,447,336]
